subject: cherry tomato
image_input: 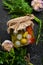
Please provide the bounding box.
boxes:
[26,26,35,44]
[28,37,35,44]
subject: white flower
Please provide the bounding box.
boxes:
[31,0,43,11]
[2,40,13,52]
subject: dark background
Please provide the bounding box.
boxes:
[0,0,43,65]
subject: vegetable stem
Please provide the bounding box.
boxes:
[34,16,42,45]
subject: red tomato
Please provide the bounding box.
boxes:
[28,37,35,44]
[26,26,35,44]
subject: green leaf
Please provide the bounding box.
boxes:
[3,0,14,11]
[0,60,3,64]
[9,48,15,57]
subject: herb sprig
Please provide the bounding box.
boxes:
[3,0,33,18]
[0,47,33,65]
